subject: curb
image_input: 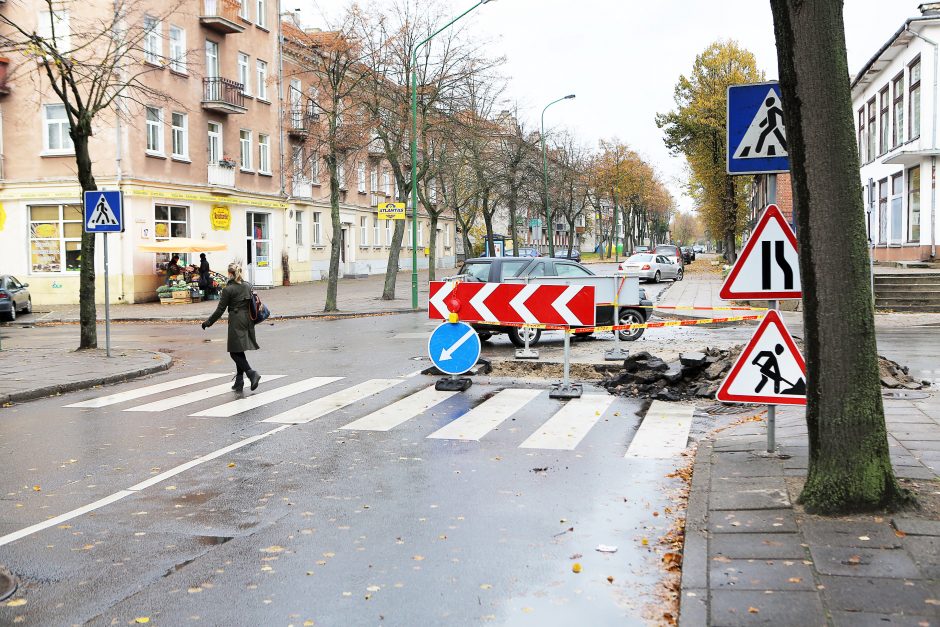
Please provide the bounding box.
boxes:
[678,439,712,627]
[28,308,425,325]
[0,351,173,405]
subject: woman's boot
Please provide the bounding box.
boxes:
[232,372,244,392]
[247,370,261,391]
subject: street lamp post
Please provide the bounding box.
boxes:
[410,0,494,310]
[540,94,575,258]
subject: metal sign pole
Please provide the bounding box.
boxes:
[104,232,112,358]
[766,298,778,452]
[605,274,629,361]
[550,328,581,399]
[515,275,538,359]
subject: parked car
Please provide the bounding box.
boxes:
[515,246,541,258]
[454,256,653,344]
[553,248,582,263]
[680,246,695,263]
[618,254,684,283]
[653,244,683,267]
[0,275,32,321]
[692,244,706,254]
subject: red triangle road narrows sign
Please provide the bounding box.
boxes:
[716,309,806,405]
[720,204,801,300]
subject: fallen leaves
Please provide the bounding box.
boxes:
[134,618,150,624]
[6,599,26,607]
[480,584,493,590]
[571,563,582,573]
[261,545,284,554]
[748,607,760,614]
[607,576,615,584]
[412,555,424,561]
[32,486,41,492]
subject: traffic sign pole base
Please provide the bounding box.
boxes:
[549,383,582,399]
[515,348,539,360]
[435,377,472,392]
[604,348,629,361]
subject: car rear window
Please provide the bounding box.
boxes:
[655,246,679,255]
[627,254,653,262]
[460,262,490,282]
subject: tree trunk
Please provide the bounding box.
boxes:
[483,203,496,257]
[508,185,519,257]
[428,212,438,282]
[770,0,908,513]
[73,129,98,350]
[324,155,342,312]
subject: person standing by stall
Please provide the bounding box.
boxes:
[197,253,212,296]
[201,262,261,392]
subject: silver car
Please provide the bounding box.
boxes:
[619,253,683,283]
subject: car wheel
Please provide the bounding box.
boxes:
[23,298,32,314]
[477,330,493,342]
[676,267,684,281]
[617,309,645,341]
[508,326,541,348]
[653,271,661,283]
[7,306,15,322]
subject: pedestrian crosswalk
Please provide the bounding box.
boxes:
[61,373,696,455]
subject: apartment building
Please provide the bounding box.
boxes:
[0,1,455,306]
[852,2,940,263]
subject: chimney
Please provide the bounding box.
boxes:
[920,3,940,15]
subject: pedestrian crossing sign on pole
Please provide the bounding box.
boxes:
[84,190,124,233]
[727,82,791,175]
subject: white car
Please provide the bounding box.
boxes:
[619,253,683,283]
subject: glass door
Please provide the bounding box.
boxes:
[208,122,222,164]
[246,212,273,286]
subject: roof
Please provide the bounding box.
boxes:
[851,16,936,92]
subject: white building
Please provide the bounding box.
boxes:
[852,2,940,262]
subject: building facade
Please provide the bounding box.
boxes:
[0,1,455,306]
[852,3,940,263]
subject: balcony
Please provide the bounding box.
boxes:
[292,176,313,198]
[370,193,386,208]
[287,108,318,138]
[208,162,236,189]
[202,77,247,114]
[199,0,245,34]
[367,137,385,157]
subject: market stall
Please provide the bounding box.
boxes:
[138,238,227,305]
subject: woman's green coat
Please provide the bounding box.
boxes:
[204,280,259,353]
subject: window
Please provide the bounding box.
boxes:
[460,262,490,282]
[239,130,252,170]
[385,219,392,245]
[357,161,366,192]
[407,220,413,246]
[893,74,904,148]
[29,205,82,273]
[857,107,865,162]
[444,225,450,247]
[879,87,889,156]
[499,259,529,279]
[312,212,322,245]
[866,98,876,163]
[295,210,305,247]
[239,0,250,20]
[910,58,921,140]
[171,112,188,159]
[168,26,186,73]
[878,178,888,244]
[360,216,368,246]
[890,172,903,244]
[373,217,380,246]
[207,121,222,164]
[370,167,378,192]
[258,134,270,174]
[909,166,921,242]
[338,160,346,188]
[154,205,189,267]
[38,10,70,53]
[256,0,267,28]
[528,262,547,278]
[311,152,320,183]
[43,104,73,153]
[555,263,591,277]
[291,145,304,179]
[383,170,391,195]
[146,106,164,154]
[143,16,162,65]
[205,40,219,78]
[417,221,423,246]
[238,53,251,95]
[256,60,268,100]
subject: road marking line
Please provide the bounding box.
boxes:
[340,385,456,431]
[190,377,342,417]
[519,395,614,450]
[427,388,542,441]
[262,379,403,424]
[0,424,292,547]
[64,373,230,408]
[624,400,694,459]
[122,376,286,412]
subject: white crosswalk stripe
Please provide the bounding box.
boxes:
[123,376,286,412]
[519,394,615,450]
[262,379,403,424]
[428,388,542,441]
[190,377,343,417]
[64,373,230,408]
[340,385,456,432]
[624,401,694,459]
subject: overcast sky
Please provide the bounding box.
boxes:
[296,1,918,214]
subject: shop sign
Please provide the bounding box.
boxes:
[211,205,232,231]
[155,223,169,237]
[34,223,58,238]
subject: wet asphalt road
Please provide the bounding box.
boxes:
[0,308,687,626]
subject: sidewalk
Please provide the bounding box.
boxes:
[681,400,940,626]
[0,348,172,405]
[28,269,434,324]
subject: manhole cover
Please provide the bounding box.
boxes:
[883,390,930,400]
[0,566,17,602]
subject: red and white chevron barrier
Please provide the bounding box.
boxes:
[429,281,595,326]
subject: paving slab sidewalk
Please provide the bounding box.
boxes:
[26,268,435,324]
[680,400,940,626]
[0,348,172,405]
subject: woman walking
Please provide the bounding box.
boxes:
[201,262,261,392]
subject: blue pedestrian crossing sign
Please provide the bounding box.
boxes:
[84,190,124,233]
[428,321,482,376]
[727,82,790,175]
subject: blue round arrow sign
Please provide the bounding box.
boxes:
[428,321,482,376]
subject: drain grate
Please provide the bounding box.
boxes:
[0,566,17,602]
[883,390,930,400]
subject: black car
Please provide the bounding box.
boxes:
[553,248,582,263]
[455,256,652,346]
[680,246,695,263]
[0,275,32,321]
